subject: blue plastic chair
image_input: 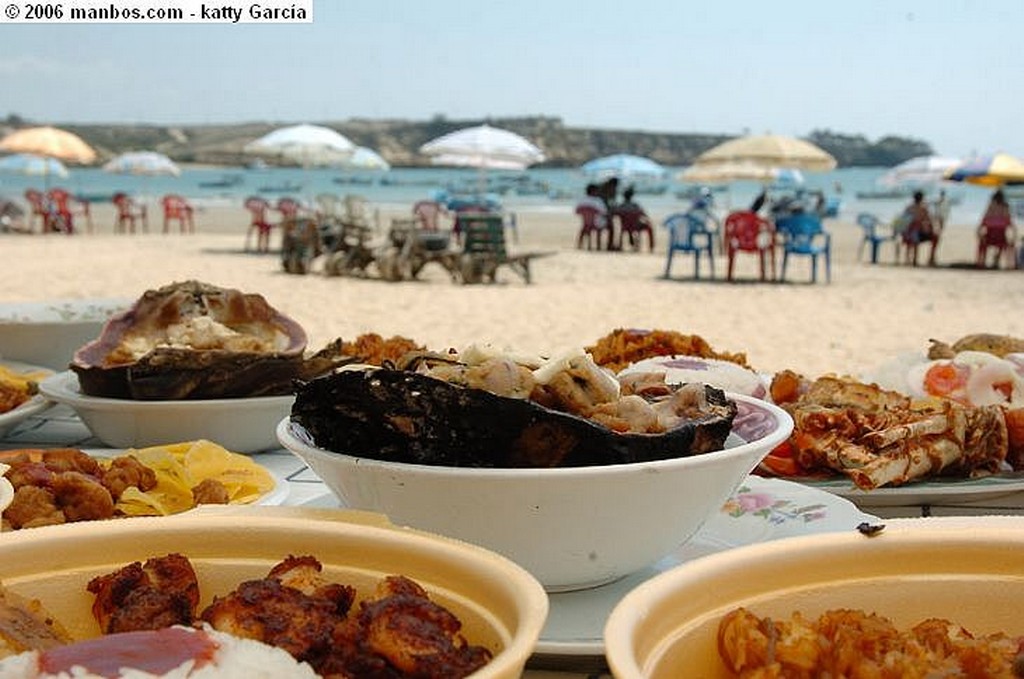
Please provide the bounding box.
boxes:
[776,213,832,283]
[662,212,715,279]
[855,212,895,264]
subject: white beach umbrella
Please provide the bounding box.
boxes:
[0,153,69,178]
[876,155,961,188]
[344,146,390,171]
[419,124,545,170]
[244,124,356,167]
[103,150,181,176]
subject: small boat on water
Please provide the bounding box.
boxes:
[257,181,303,194]
[198,174,244,189]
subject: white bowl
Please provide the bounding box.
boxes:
[0,359,54,439]
[604,516,1024,678]
[277,393,793,592]
[0,506,549,679]
[0,299,129,370]
[38,371,292,453]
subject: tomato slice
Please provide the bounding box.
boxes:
[923,362,969,399]
[759,441,804,477]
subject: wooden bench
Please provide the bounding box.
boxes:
[456,213,549,284]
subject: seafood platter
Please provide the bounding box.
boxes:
[4,280,1024,676]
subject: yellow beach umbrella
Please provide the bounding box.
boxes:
[944,152,1024,186]
[689,134,837,173]
[0,125,97,164]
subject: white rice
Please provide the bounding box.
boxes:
[0,625,318,678]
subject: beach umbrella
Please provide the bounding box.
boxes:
[877,155,961,188]
[0,126,97,164]
[581,153,666,180]
[689,134,837,174]
[344,146,390,171]
[0,153,69,178]
[944,153,1024,186]
[244,123,356,167]
[102,150,181,177]
[679,160,779,184]
[419,124,545,170]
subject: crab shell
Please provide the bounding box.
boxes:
[70,281,308,400]
[290,367,737,468]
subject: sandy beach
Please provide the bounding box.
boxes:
[3,200,1021,379]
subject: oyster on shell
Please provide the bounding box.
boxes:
[290,365,737,468]
[71,281,323,400]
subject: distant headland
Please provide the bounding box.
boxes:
[1,114,932,168]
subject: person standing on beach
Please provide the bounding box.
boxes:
[902,190,939,267]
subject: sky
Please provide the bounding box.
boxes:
[1,0,1020,159]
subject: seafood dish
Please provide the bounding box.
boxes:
[70,281,351,400]
[585,328,749,373]
[718,607,1024,677]
[1,552,492,678]
[618,355,768,399]
[763,370,1020,489]
[291,345,738,468]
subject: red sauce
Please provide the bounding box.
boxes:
[39,627,218,677]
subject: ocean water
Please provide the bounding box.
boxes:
[0,164,1001,229]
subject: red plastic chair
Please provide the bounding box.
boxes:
[615,206,655,252]
[112,192,148,234]
[161,194,194,233]
[724,211,776,282]
[23,189,49,233]
[977,221,1018,269]
[244,196,274,252]
[46,187,91,234]
[574,204,607,250]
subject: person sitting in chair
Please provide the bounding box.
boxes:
[901,190,939,267]
[976,188,1017,269]
[615,185,655,251]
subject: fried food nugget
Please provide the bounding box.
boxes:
[340,333,425,366]
[87,553,199,634]
[586,328,749,373]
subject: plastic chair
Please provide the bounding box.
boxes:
[112,192,148,234]
[46,187,90,234]
[23,189,49,233]
[662,212,715,279]
[161,194,194,233]
[776,213,832,283]
[616,206,655,252]
[244,196,274,252]
[977,221,1018,269]
[724,210,775,281]
[855,212,895,264]
[574,204,606,250]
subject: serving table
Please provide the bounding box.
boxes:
[5,405,1024,678]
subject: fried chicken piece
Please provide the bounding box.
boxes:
[3,461,55,490]
[201,578,344,663]
[4,486,64,529]
[341,333,425,367]
[101,455,157,499]
[87,554,199,634]
[50,471,115,522]
[190,478,229,505]
[37,448,103,476]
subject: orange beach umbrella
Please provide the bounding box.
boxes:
[0,126,97,164]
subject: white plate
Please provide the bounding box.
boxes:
[38,371,293,454]
[0,360,55,439]
[301,474,877,660]
[796,473,1024,507]
[0,299,129,370]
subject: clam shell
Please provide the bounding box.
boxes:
[71,281,308,400]
[290,368,737,468]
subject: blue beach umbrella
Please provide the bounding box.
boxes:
[103,150,181,176]
[581,154,666,180]
[0,153,69,178]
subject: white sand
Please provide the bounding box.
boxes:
[3,201,1022,378]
